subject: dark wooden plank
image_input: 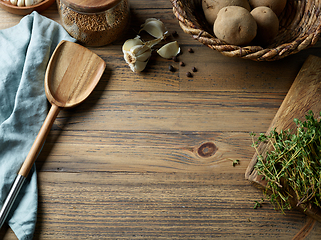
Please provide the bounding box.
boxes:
[50,91,284,132]
[36,130,253,174]
[4,172,321,239]
[27,173,321,239]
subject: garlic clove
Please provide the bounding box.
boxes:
[134,61,148,72]
[10,0,18,5]
[25,0,33,6]
[125,59,148,73]
[139,18,168,39]
[157,41,180,59]
[122,37,143,52]
[130,44,151,56]
[136,48,152,62]
[143,18,159,23]
[17,0,25,6]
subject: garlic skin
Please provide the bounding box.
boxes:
[157,41,180,59]
[140,18,169,39]
[122,37,152,72]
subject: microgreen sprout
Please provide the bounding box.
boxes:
[232,159,240,167]
[228,158,240,167]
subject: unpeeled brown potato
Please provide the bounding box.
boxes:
[202,0,251,25]
[249,0,287,16]
[251,6,279,46]
[214,6,257,46]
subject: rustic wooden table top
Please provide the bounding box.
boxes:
[1,0,321,239]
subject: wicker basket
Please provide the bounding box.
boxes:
[170,0,321,61]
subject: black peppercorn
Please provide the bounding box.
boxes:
[192,67,197,72]
[172,31,178,37]
[169,64,175,72]
[179,61,185,67]
[186,72,193,77]
[188,48,194,53]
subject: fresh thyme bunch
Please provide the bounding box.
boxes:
[251,110,321,212]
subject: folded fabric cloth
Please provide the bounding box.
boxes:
[0,11,75,240]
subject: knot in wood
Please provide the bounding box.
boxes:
[197,142,217,158]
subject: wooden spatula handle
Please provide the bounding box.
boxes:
[18,104,60,177]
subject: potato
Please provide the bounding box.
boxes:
[251,6,279,46]
[214,6,257,46]
[249,0,287,16]
[202,0,251,25]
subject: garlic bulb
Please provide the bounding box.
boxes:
[139,18,169,39]
[123,19,180,72]
[122,37,152,72]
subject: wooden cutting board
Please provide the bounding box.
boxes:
[245,55,321,222]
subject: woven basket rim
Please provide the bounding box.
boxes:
[171,0,321,61]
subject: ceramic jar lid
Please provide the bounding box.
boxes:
[61,0,122,13]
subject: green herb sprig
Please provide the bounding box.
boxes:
[254,198,264,209]
[251,110,321,212]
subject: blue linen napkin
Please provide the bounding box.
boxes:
[0,11,75,240]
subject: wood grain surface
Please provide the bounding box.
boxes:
[1,0,321,239]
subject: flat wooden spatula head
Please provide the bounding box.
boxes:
[45,40,106,108]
